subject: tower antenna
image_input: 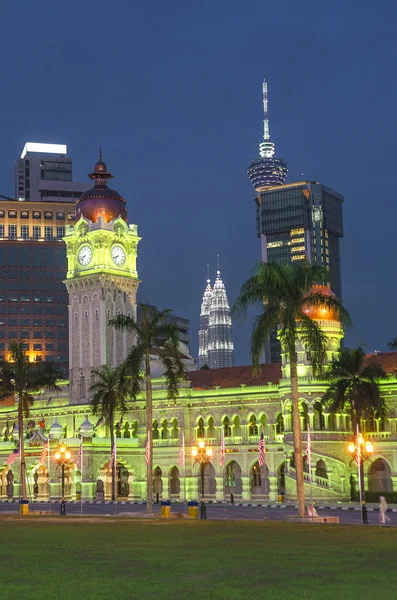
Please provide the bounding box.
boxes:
[217,254,220,274]
[99,143,102,162]
[207,263,210,282]
[263,74,270,141]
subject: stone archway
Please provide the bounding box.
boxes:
[225,460,242,498]
[169,466,180,497]
[368,458,393,492]
[251,461,270,499]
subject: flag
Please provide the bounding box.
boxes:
[110,438,116,469]
[40,439,49,466]
[220,429,225,466]
[6,444,20,466]
[258,431,265,467]
[355,424,361,467]
[77,439,83,470]
[306,424,311,470]
[178,432,185,466]
[145,437,150,466]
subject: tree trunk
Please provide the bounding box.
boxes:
[110,412,116,502]
[145,349,153,515]
[290,352,305,517]
[18,394,27,501]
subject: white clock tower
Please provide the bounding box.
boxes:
[63,156,141,404]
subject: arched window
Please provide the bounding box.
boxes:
[313,402,325,431]
[315,460,327,479]
[207,417,215,438]
[233,416,241,437]
[123,422,130,438]
[368,458,392,491]
[275,413,284,435]
[248,415,258,436]
[161,419,169,440]
[299,403,308,432]
[252,462,261,487]
[223,416,231,437]
[197,418,205,438]
[152,420,159,440]
[170,466,180,495]
[153,467,163,494]
[171,419,179,439]
[259,414,267,433]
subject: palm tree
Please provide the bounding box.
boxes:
[90,365,128,502]
[0,342,62,501]
[110,302,187,515]
[388,338,397,350]
[232,262,350,517]
[322,347,386,434]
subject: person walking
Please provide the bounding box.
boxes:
[379,496,390,524]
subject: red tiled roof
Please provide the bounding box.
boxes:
[186,364,282,389]
[364,352,397,375]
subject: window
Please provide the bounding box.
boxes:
[21,210,29,219]
[68,212,75,221]
[56,226,65,238]
[44,226,53,241]
[33,343,42,351]
[33,319,42,327]
[45,319,55,326]
[8,318,17,326]
[249,415,258,436]
[33,307,43,315]
[8,210,17,219]
[57,342,67,350]
[8,225,17,240]
[33,332,42,339]
[20,225,29,240]
[33,211,41,219]
[0,225,4,237]
[46,331,54,338]
[33,226,41,240]
[33,296,42,303]
[20,296,30,302]
[0,210,4,218]
[44,211,53,220]
[21,343,29,351]
[8,296,18,303]
[45,343,54,351]
[56,212,65,220]
[45,296,54,303]
[9,331,18,339]
[21,319,30,326]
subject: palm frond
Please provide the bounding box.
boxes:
[303,292,352,328]
[250,307,279,370]
[122,344,145,399]
[109,314,141,336]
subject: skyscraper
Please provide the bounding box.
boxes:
[256,181,344,362]
[247,76,288,190]
[15,142,89,202]
[198,279,212,368]
[198,270,234,369]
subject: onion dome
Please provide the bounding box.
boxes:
[302,285,340,322]
[49,417,63,439]
[76,151,128,223]
[79,415,93,438]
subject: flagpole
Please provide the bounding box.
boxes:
[80,437,83,517]
[48,438,51,513]
[307,424,313,509]
[114,436,117,516]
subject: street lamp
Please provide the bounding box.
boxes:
[55,443,71,516]
[192,438,212,519]
[348,431,373,524]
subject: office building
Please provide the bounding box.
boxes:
[256,181,344,362]
[15,142,89,203]
[198,270,234,369]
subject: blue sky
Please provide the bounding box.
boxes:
[1,0,397,363]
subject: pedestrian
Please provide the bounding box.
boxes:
[379,496,390,524]
[362,501,368,524]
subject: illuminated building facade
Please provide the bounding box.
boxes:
[15,143,89,203]
[247,76,288,190]
[198,271,234,369]
[256,181,344,362]
[0,197,76,373]
[1,292,397,505]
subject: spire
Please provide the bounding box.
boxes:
[259,74,275,159]
[99,144,102,162]
[262,74,270,141]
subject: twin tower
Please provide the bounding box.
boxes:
[198,271,234,369]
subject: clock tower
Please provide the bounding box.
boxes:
[63,156,141,404]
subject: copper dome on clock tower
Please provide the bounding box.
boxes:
[75,151,128,223]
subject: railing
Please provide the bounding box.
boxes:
[366,431,391,440]
[287,465,344,494]
[284,431,351,443]
[153,438,180,446]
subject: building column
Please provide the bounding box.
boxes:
[215,476,224,501]
[308,411,314,430]
[268,475,278,501]
[241,476,251,501]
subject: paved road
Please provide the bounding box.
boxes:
[0,501,393,525]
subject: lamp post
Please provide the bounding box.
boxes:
[348,429,373,524]
[55,443,71,516]
[192,438,212,519]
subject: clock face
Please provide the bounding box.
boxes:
[112,245,126,266]
[78,245,92,266]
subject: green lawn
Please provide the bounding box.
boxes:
[0,518,396,600]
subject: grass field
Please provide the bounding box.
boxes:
[0,518,396,600]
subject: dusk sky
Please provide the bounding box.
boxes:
[1,0,397,364]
